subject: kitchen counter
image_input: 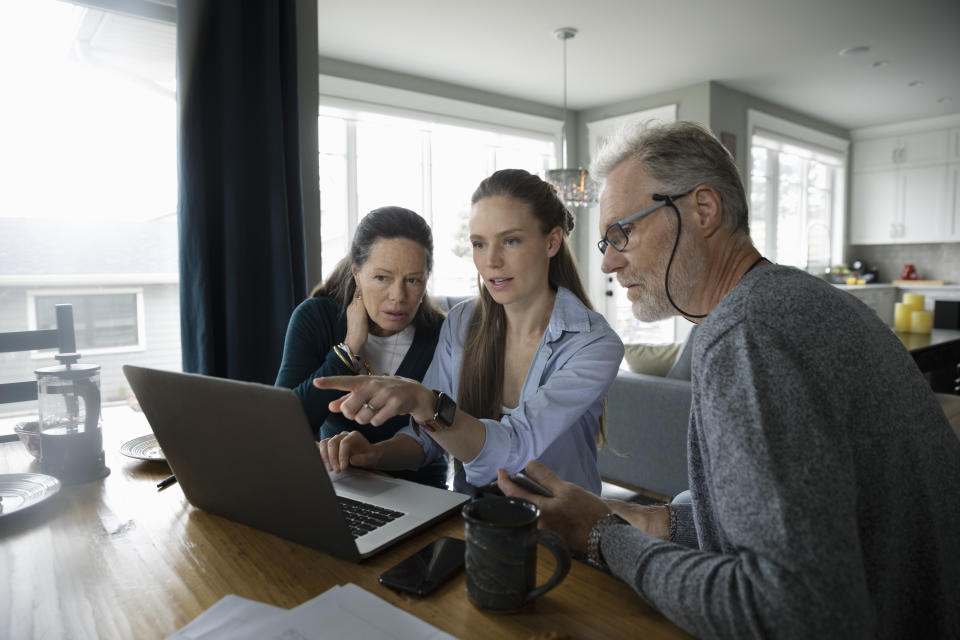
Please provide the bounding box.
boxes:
[834,283,960,291]
[833,283,960,327]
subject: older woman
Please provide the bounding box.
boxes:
[275,206,447,487]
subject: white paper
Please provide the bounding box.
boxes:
[171,584,455,640]
[165,595,285,640]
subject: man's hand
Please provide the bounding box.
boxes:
[497,460,611,555]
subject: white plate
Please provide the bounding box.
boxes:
[0,473,61,517]
[120,434,165,461]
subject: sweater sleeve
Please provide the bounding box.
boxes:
[275,298,357,432]
[600,319,875,640]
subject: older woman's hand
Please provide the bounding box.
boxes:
[313,375,436,426]
[343,291,369,355]
[318,430,379,473]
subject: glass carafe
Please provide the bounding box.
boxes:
[36,362,110,484]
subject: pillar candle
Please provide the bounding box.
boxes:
[894,302,913,332]
[910,310,934,334]
[902,293,925,311]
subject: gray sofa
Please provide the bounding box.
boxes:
[599,330,695,498]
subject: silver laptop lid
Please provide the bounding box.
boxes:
[123,365,362,562]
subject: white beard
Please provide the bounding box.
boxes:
[623,232,706,322]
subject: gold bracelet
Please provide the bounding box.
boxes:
[332,343,359,372]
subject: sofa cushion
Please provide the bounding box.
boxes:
[665,325,697,380]
[623,343,683,377]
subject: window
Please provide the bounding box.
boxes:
[587,106,686,347]
[317,104,558,297]
[0,0,179,417]
[29,289,145,354]
[747,111,848,273]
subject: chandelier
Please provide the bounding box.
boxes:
[545,27,599,208]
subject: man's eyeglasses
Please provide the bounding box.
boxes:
[597,191,692,255]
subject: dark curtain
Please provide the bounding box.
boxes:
[176,0,307,383]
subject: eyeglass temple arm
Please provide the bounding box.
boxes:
[652,189,694,204]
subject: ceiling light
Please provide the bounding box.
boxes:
[872,60,889,68]
[838,45,870,56]
[545,27,598,208]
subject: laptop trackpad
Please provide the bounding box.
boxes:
[329,468,398,499]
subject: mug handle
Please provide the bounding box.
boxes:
[525,529,571,603]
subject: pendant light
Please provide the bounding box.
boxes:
[545,27,599,208]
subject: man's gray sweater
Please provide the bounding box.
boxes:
[602,264,960,639]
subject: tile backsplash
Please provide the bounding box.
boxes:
[848,243,960,283]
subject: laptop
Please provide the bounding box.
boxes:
[122,365,469,562]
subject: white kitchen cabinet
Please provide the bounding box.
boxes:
[850,125,952,245]
[852,130,948,171]
[948,164,960,240]
[850,164,947,244]
[850,170,897,244]
[899,165,948,242]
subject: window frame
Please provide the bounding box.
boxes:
[26,286,147,358]
[316,82,563,296]
[746,110,849,271]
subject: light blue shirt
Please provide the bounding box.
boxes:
[399,287,624,494]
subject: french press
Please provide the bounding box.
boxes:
[36,351,110,484]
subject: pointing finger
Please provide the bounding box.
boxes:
[313,376,362,392]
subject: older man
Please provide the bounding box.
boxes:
[499,121,960,638]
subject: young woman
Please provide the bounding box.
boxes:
[313,170,624,495]
[275,206,447,487]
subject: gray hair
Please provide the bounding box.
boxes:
[590,121,749,234]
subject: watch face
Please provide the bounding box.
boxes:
[435,391,456,427]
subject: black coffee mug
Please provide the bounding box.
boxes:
[462,496,571,611]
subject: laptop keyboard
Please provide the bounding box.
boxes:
[337,496,405,539]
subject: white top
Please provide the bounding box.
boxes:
[363,326,415,375]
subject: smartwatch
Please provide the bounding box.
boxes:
[414,390,456,434]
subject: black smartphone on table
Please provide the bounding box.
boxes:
[378,536,466,596]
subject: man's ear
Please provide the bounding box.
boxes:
[691,185,725,238]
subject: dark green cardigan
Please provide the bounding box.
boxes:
[275,296,446,487]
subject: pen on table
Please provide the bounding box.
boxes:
[157,474,178,490]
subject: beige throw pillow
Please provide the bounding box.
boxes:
[623,343,683,377]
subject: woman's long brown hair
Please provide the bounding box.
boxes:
[456,169,605,444]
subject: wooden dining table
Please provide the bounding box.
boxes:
[0,404,690,640]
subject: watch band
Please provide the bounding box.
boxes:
[586,513,628,572]
[411,390,456,436]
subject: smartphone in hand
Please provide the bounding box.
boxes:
[378,536,466,596]
[508,471,554,497]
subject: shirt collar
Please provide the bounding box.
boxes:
[545,286,592,342]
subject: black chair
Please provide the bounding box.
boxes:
[0,304,78,442]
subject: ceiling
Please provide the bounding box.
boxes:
[316,0,960,131]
